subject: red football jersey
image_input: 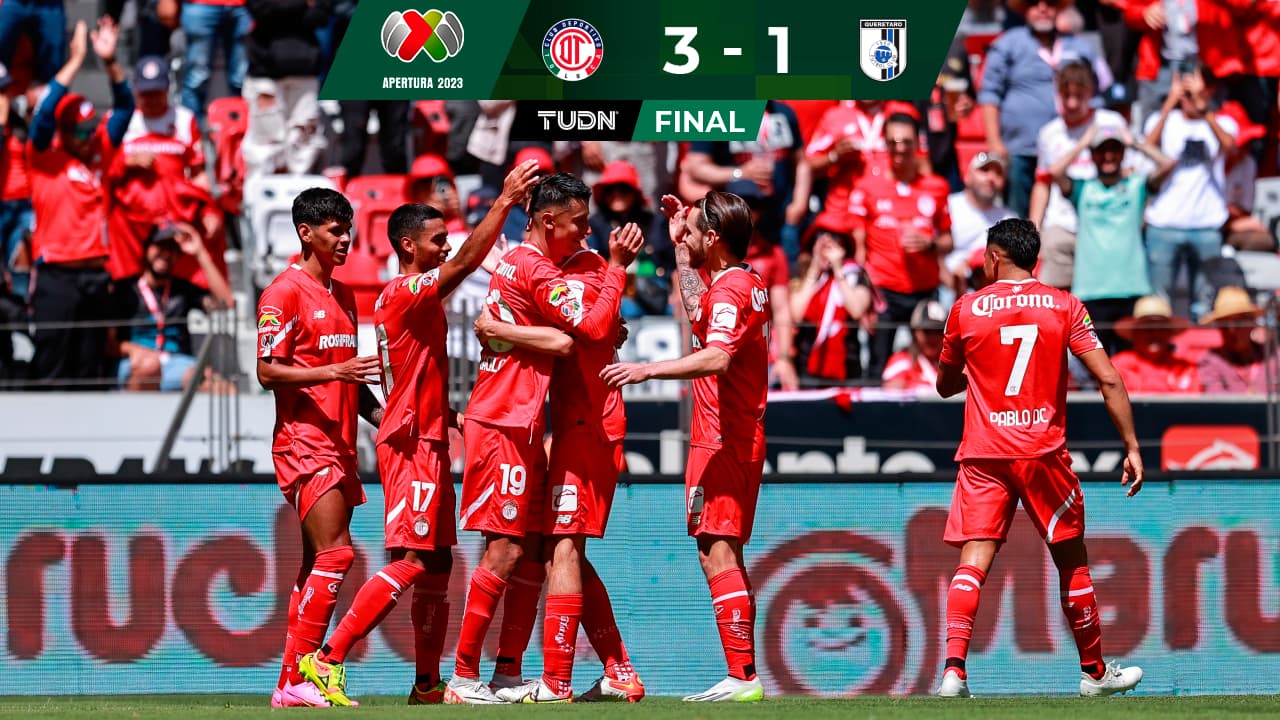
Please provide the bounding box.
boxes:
[465,244,626,430]
[805,102,889,223]
[257,265,361,458]
[940,279,1104,460]
[105,107,207,279]
[690,266,770,459]
[549,250,625,442]
[849,169,951,294]
[27,132,110,264]
[374,269,450,445]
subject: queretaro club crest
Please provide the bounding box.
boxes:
[860,20,906,82]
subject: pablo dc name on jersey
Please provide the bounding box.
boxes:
[971,292,1057,318]
[990,406,1051,428]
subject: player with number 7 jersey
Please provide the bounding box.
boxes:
[933,219,1144,699]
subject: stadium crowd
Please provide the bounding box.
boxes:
[0,0,1278,394]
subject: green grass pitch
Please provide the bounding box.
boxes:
[2,695,1279,719]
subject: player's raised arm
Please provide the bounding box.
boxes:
[531,223,642,342]
[663,195,708,321]
[437,159,540,296]
[1076,347,1143,496]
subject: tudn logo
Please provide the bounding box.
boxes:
[382,9,464,63]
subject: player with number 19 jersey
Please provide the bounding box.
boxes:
[940,278,1102,461]
[461,244,626,536]
[373,268,455,550]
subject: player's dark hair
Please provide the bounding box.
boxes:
[986,218,1041,271]
[387,203,445,258]
[1056,58,1097,92]
[528,172,591,215]
[884,112,919,137]
[698,190,753,260]
[292,187,353,229]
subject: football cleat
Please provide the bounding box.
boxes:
[407,680,446,705]
[490,673,539,703]
[270,688,283,708]
[682,675,765,702]
[277,680,332,707]
[1080,661,1143,697]
[521,679,573,704]
[577,664,646,703]
[443,676,505,704]
[936,668,971,698]
[298,652,355,707]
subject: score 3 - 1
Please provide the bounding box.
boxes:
[662,26,789,75]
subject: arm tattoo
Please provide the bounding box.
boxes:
[675,244,708,321]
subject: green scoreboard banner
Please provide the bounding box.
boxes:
[322,1,968,109]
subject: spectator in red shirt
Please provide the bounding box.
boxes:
[105,55,221,286]
[791,212,875,385]
[730,179,797,390]
[850,112,952,379]
[1111,295,1201,394]
[27,18,134,389]
[882,299,947,394]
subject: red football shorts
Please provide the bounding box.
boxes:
[377,438,458,551]
[460,418,547,537]
[685,445,764,543]
[545,428,624,537]
[273,451,365,521]
[944,447,1085,547]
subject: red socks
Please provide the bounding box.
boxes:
[454,567,507,679]
[708,568,756,681]
[581,567,628,673]
[541,593,583,694]
[321,559,424,664]
[1060,565,1104,678]
[276,582,303,689]
[944,564,987,675]
[412,573,451,686]
[287,545,354,684]
[494,560,545,678]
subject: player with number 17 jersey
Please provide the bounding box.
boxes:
[373,268,455,551]
[940,279,1102,462]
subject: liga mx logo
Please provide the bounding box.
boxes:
[543,18,603,82]
[860,19,907,82]
[381,9,463,63]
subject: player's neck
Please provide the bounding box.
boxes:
[298,254,334,288]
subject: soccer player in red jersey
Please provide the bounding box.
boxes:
[934,218,1145,698]
[294,161,540,706]
[474,245,646,704]
[444,173,642,704]
[256,188,383,708]
[603,191,769,703]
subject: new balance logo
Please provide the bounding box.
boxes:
[952,583,975,592]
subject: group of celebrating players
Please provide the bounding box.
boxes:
[255,157,1148,706]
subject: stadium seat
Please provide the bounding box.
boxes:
[345,174,408,260]
[1236,251,1280,293]
[331,248,386,318]
[1255,177,1280,244]
[242,174,336,291]
[963,32,998,91]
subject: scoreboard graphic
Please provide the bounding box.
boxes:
[322,0,967,139]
